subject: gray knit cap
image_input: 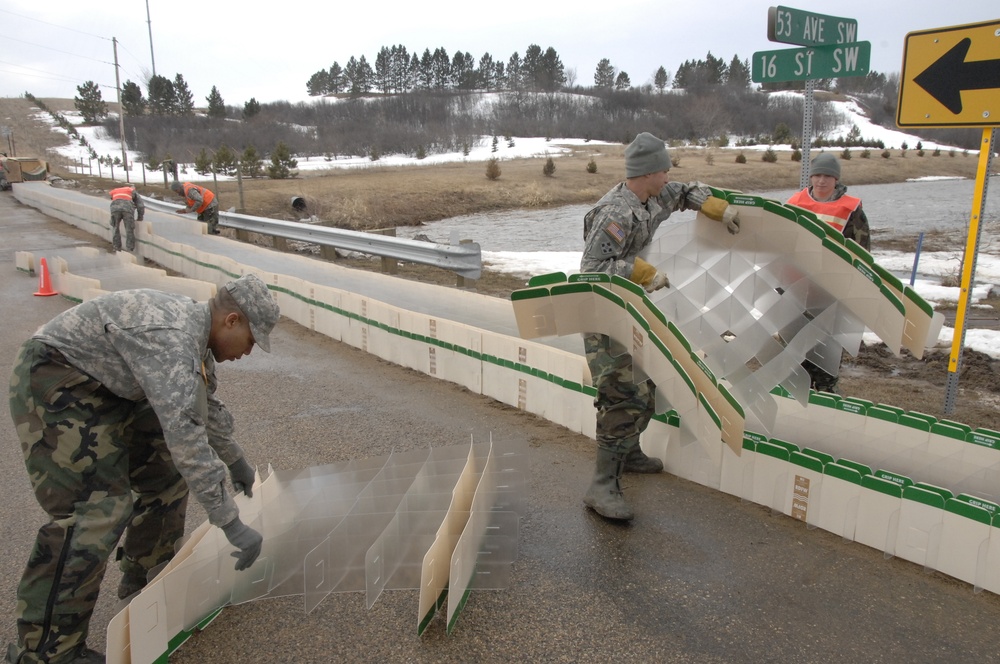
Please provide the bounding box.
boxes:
[225,274,279,352]
[625,132,672,178]
[810,153,841,179]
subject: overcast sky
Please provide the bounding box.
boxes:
[0,1,993,105]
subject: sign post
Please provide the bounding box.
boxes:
[897,20,1000,414]
[756,6,868,188]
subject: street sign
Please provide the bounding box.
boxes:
[767,6,859,47]
[897,20,1000,128]
[752,42,871,83]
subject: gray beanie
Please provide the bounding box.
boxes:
[625,132,671,178]
[810,153,841,179]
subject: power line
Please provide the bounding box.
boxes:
[0,8,109,41]
[3,35,114,67]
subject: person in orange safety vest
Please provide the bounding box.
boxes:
[786,152,871,394]
[108,185,145,251]
[170,180,220,235]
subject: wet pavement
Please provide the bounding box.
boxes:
[3,191,1000,663]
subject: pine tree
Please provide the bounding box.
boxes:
[614,71,631,90]
[485,157,501,180]
[173,74,195,115]
[267,141,298,179]
[147,75,176,116]
[194,148,213,175]
[243,98,261,120]
[74,81,107,124]
[594,59,615,88]
[241,145,263,178]
[213,144,237,175]
[306,69,329,96]
[542,157,556,177]
[653,66,669,93]
[206,86,226,119]
[328,62,344,94]
[121,80,146,117]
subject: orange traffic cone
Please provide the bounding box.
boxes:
[34,257,58,297]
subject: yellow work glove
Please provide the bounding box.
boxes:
[700,197,741,235]
[630,257,670,292]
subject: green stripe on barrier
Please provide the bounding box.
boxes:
[846,238,874,265]
[767,437,799,454]
[903,485,946,509]
[914,482,953,502]
[824,462,863,484]
[756,441,790,461]
[791,451,823,473]
[802,447,834,466]
[862,474,903,498]
[871,263,904,292]
[836,458,873,477]
[763,200,798,223]
[527,272,567,287]
[947,497,994,524]
[874,469,912,487]
[551,282,592,296]
[903,285,934,317]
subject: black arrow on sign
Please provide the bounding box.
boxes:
[914,37,1000,114]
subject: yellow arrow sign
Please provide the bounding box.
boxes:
[897,20,1000,128]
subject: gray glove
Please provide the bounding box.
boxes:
[228,457,255,497]
[221,517,262,571]
[645,271,670,293]
[722,206,741,235]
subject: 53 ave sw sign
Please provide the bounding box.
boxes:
[897,20,1000,128]
[752,42,871,83]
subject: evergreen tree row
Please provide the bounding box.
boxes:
[305,43,571,96]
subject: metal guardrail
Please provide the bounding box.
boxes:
[141,196,482,280]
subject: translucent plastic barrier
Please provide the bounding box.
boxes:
[108,439,526,663]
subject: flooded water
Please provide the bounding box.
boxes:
[402,176,1000,254]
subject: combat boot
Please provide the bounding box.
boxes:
[117,555,149,600]
[623,445,663,473]
[583,447,634,521]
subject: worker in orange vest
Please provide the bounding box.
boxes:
[170,181,220,235]
[108,185,145,252]
[786,153,871,393]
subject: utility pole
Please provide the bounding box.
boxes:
[146,0,157,77]
[113,37,129,182]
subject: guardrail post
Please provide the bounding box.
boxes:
[379,228,398,274]
[456,239,477,290]
[273,236,288,252]
[320,245,337,261]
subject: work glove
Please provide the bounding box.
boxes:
[630,257,671,293]
[228,457,255,497]
[700,197,741,235]
[645,271,670,292]
[221,517,263,571]
[683,182,711,209]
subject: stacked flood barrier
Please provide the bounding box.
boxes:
[511,190,1000,594]
[11,182,1000,657]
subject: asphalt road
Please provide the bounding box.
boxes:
[3,191,1000,663]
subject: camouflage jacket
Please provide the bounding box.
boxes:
[581,181,710,276]
[33,289,244,527]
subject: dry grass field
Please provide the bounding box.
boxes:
[1,97,984,230]
[3,95,998,426]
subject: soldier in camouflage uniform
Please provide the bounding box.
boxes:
[581,132,742,521]
[786,153,872,394]
[6,274,279,664]
[108,185,144,252]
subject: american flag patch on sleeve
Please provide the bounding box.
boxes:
[604,221,626,245]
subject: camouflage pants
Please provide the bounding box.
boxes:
[7,340,189,663]
[198,203,219,234]
[109,206,135,251]
[802,359,840,394]
[584,333,656,453]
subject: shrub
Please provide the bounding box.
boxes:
[415,145,426,160]
[841,148,852,160]
[881,149,891,159]
[485,157,501,180]
[917,149,925,157]
[542,157,556,177]
[670,154,681,168]
[735,152,747,164]
[705,152,715,166]
[762,147,778,163]
[586,159,598,173]
[933,147,941,156]
[861,148,871,159]
[791,149,802,162]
